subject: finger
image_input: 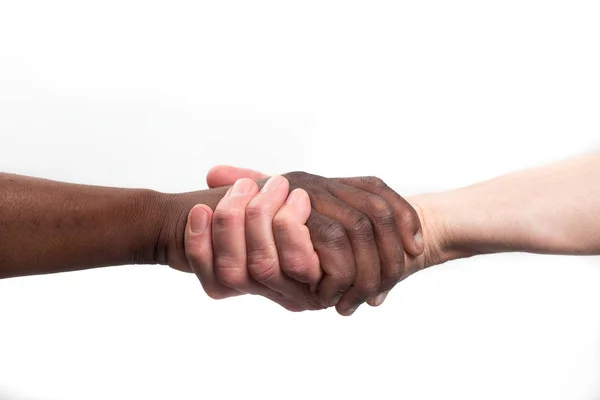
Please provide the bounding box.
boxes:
[273,188,322,290]
[335,176,421,307]
[245,176,322,310]
[336,176,423,257]
[206,165,270,188]
[327,182,404,295]
[274,188,322,289]
[309,191,381,316]
[211,178,282,300]
[305,210,357,309]
[185,204,243,300]
[366,291,389,307]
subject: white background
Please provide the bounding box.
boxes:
[1,1,600,399]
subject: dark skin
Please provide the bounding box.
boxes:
[0,171,422,313]
[202,168,424,313]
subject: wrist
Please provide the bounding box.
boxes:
[407,191,478,270]
[150,187,229,270]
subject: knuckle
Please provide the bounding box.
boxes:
[215,271,244,289]
[330,266,355,285]
[214,258,244,288]
[355,278,380,298]
[361,176,388,192]
[184,245,202,261]
[248,261,277,282]
[348,212,374,240]
[245,203,271,222]
[365,195,395,225]
[401,203,418,220]
[272,213,293,233]
[398,206,419,229]
[318,222,348,247]
[213,208,244,230]
[281,254,310,278]
[247,247,279,282]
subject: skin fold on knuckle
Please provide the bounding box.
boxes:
[348,212,376,243]
[315,221,348,251]
[272,213,294,236]
[183,245,204,263]
[280,254,310,279]
[365,195,396,231]
[245,203,274,223]
[330,266,355,288]
[213,208,245,231]
[247,247,279,282]
[214,257,245,289]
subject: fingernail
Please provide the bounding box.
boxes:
[330,294,343,307]
[261,175,284,192]
[231,179,254,196]
[287,188,306,204]
[190,206,209,233]
[373,292,388,307]
[344,304,359,316]
[413,231,423,251]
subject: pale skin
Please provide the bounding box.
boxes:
[194,152,600,315]
[2,152,600,316]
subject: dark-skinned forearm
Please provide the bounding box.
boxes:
[0,173,225,279]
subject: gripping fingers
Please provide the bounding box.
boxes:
[336,176,423,256]
[327,182,405,301]
[245,177,321,310]
[335,176,422,307]
[306,212,356,309]
[309,191,381,316]
[211,178,282,300]
[273,188,322,291]
[185,204,242,300]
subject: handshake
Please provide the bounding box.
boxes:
[1,153,592,313]
[163,166,444,316]
[1,153,591,313]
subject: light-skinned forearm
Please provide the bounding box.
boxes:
[412,152,600,267]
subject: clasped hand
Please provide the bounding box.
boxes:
[182,166,426,316]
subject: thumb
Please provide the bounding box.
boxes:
[206,165,270,188]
